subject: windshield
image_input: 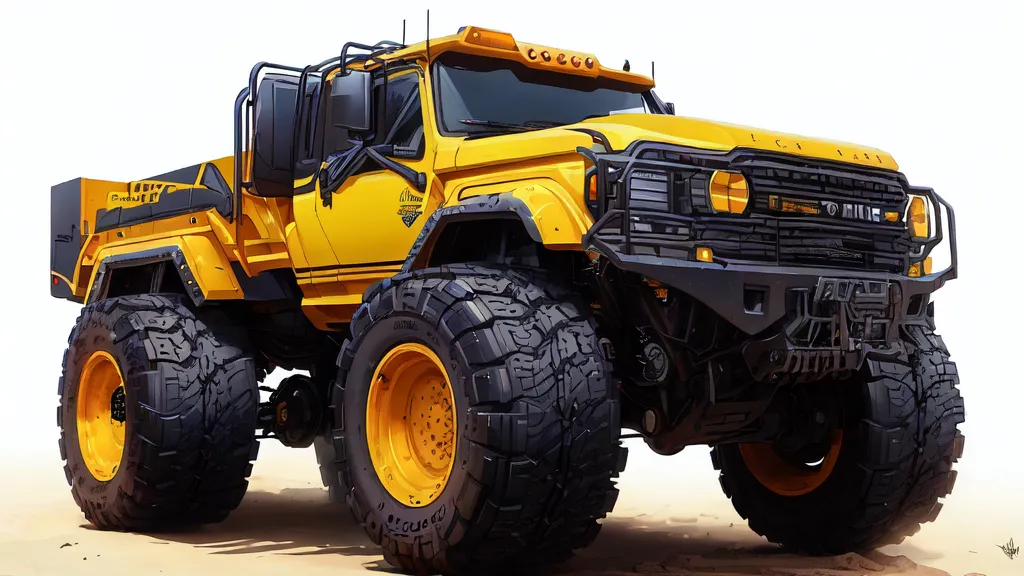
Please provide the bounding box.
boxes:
[434,51,650,135]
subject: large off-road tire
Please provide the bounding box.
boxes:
[326,265,626,575]
[57,294,260,530]
[712,324,965,554]
[313,435,346,504]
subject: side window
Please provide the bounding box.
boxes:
[377,73,425,157]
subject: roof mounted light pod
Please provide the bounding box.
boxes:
[461,26,518,51]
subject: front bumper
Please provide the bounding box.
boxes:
[578,138,958,377]
[585,234,955,337]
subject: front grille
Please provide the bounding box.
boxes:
[742,162,906,205]
[593,146,914,274]
[776,218,911,272]
[738,156,911,273]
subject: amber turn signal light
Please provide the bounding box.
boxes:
[908,257,933,277]
[696,247,714,263]
[588,175,598,201]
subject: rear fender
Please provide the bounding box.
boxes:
[86,235,242,305]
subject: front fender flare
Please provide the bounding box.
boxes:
[402,182,592,272]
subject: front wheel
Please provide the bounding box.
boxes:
[329,265,626,575]
[712,325,965,553]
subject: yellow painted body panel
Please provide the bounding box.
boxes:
[56,25,906,332]
[312,171,435,266]
[83,232,242,304]
[454,130,594,171]
[577,114,899,170]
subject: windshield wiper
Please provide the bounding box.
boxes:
[459,119,531,133]
[459,118,568,134]
[521,120,567,128]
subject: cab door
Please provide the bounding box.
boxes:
[313,69,436,269]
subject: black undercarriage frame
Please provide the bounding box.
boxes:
[575,137,958,453]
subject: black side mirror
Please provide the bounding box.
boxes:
[251,74,299,197]
[331,71,373,132]
[665,102,676,115]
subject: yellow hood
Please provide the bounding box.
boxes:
[450,114,899,172]
[577,114,899,170]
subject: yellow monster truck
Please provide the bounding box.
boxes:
[50,26,964,576]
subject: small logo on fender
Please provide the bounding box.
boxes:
[397,187,423,228]
[397,206,422,227]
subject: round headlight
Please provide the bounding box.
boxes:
[709,170,749,214]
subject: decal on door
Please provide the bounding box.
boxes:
[397,187,424,228]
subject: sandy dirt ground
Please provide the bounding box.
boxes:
[0,441,1015,576]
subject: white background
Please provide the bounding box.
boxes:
[0,0,1021,562]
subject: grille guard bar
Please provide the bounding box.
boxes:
[577,138,958,292]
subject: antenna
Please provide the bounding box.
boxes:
[402,19,406,45]
[426,10,431,61]
[651,61,655,81]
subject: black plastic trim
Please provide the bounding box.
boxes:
[294,260,405,274]
[200,163,231,197]
[89,246,204,306]
[51,178,83,300]
[594,233,943,334]
[94,187,232,233]
[230,262,298,302]
[401,193,544,272]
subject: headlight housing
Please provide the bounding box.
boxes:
[907,195,931,239]
[709,170,749,214]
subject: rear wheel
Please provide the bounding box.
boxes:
[329,265,626,575]
[58,294,260,530]
[712,325,965,553]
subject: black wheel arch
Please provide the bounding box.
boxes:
[402,193,545,272]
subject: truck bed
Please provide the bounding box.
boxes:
[50,157,235,301]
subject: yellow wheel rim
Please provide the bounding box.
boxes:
[76,351,127,482]
[367,343,456,508]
